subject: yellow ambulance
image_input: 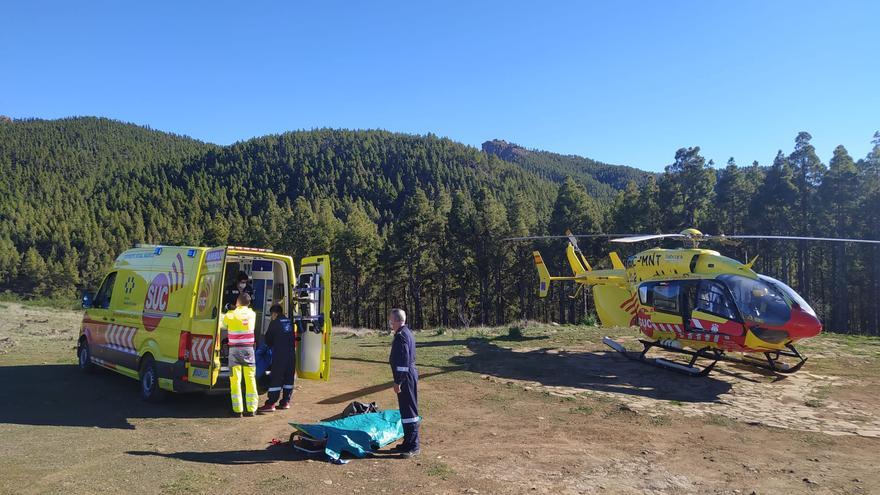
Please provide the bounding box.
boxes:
[77,245,332,401]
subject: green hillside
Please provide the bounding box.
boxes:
[482,139,653,201]
[0,117,878,334]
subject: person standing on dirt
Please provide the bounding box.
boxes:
[388,308,420,458]
[257,304,296,413]
[222,293,258,417]
[224,271,253,309]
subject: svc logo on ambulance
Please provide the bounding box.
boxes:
[142,253,186,331]
[143,272,170,331]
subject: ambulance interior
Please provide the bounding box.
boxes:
[218,255,290,371]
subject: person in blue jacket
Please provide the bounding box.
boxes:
[257,304,295,413]
[388,308,420,458]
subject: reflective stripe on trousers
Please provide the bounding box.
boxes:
[230,364,258,413]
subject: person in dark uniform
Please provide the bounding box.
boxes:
[257,304,296,413]
[388,308,420,458]
[224,271,254,309]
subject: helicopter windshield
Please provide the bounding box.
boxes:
[757,274,818,318]
[717,274,791,326]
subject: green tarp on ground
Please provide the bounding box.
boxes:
[290,409,404,461]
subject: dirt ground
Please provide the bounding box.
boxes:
[1,302,879,495]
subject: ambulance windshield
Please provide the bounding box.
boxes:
[717,274,790,326]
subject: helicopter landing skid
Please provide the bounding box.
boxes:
[720,344,807,374]
[602,337,807,376]
[602,337,721,376]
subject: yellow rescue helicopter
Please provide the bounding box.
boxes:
[508,229,880,376]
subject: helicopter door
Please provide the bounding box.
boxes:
[294,255,332,381]
[649,282,685,337]
[691,280,744,338]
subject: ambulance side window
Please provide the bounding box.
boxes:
[94,272,117,309]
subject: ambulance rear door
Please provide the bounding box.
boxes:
[295,255,332,381]
[188,248,225,386]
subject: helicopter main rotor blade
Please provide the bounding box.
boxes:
[505,232,880,244]
[610,234,684,243]
[713,235,880,244]
[503,234,638,242]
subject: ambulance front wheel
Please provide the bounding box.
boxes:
[77,337,95,373]
[139,355,167,403]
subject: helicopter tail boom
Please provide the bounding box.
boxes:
[533,251,578,298]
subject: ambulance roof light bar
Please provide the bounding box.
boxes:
[227,246,274,253]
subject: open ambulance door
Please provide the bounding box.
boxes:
[294,255,332,381]
[188,248,225,387]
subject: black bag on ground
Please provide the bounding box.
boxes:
[342,401,379,417]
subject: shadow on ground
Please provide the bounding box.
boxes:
[0,364,230,429]
[316,362,459,406]
[356,335,549,349]
[449,338,733,403]
[127,443,300,465]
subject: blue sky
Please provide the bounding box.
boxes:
[2,1,877,171]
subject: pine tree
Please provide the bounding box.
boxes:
[788,132,826,296]
[751,151,798,281]
[660,147,716,230]
[506,191,538,320]
[473,188,510,325]
[548,177,602,322]
[819,146,859,331]
[714,157,758,235]
[448,191,478,327]
[204,215,230,246]
[637,176,662,233]
[0,237,20,286]
[612,181,644,233]
[858,133,880,333]
[20,247,49,296]
[333,206,381,327]
[391,188,440,329]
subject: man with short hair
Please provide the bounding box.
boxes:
[222,293,258,417]
[257,304,296,413]
[388,308,420,458]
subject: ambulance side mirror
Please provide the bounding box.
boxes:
[81,291,94,309]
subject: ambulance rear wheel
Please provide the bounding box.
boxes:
[139,356,166,403]
[77,338,95,373]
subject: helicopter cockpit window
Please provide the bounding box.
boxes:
[696,280,738,320]
[652,283,679,314]
[718,274,790,326]
[758,275,818,318]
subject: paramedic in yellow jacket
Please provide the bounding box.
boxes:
[222,292,258,417]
